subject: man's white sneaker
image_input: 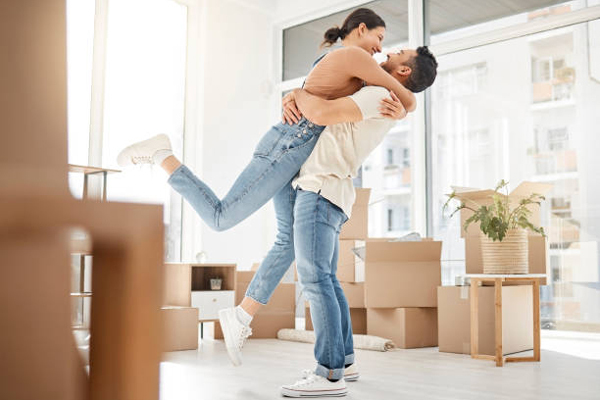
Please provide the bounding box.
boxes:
[343,363,359,382]
[218,307,252,366]
[281,371,347,398]
[116,134,172,167]
[302,364,359,382]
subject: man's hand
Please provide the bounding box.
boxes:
[379,91,407,120]
[282,90,303,125]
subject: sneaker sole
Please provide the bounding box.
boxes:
[344,372,359,382]
[281,387,348,398]
[218,309,242,366]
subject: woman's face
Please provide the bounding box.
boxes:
[355,25,385,55]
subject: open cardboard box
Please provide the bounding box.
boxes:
[452,182,551,282]
[337,239,365,282]
[451,181,552,238]
[465,235,548,284]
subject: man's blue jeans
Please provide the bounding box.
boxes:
[167,118,325,304]
[294,189,354,380]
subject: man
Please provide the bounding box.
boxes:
[221,47,438,397]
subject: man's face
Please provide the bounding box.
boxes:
[380,48,418,75]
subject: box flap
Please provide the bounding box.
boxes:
[364,240,442,262]
[452,189,500,203]
[509,181,553,197]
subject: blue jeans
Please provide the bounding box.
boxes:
[294,189,354,381]
[168,118,323,232]
[168,119,325,305]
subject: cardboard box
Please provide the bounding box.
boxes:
[465,235,548,283]
[235,271,295,312]
[305,307,366,334]
[341,282,365,308]
[452,182,552,238]
[437,286,533,356]
[367,308,438,348]
[163,263,191,306]
[337,240,365,282]
[161,306,198,351]
[364,240,441,308]
[215,311,295,339]
[339,189,371,239]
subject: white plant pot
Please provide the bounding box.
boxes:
[480,229,529,274]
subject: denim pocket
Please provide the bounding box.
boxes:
[281,128,319,153]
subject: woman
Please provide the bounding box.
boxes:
[117,6,412,369]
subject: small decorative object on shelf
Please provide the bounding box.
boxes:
[444,179,547,274]
[210,277,222,291]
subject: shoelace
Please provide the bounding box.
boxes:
[292,371,320,387]
[301,369,313,379]
[132,155,153,164]
[237,326,252,349]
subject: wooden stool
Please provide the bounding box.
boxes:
[466,274,546,367]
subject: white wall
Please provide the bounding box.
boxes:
[187,0,278,268]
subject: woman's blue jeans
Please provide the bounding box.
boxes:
[294,189,354,380]
[167,118,325,304]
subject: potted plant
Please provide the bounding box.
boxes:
[443,180,546,274]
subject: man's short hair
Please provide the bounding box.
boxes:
[404,46,438,93]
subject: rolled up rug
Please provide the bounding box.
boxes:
[276,329,396,352]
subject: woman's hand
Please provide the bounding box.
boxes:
[282,90,303,125]
[379,90,407,120]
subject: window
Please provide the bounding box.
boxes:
[431,14,600,331]
[66,0,188,262]
[282,0,408,81]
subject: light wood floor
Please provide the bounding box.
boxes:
[160,330,600,400]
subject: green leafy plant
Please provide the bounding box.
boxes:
[443,179,546,242]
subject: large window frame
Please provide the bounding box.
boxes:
[72,0,206,261]
[275,1,600,237]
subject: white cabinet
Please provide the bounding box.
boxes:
[191,290,235,321]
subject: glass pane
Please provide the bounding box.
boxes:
[431,21,600,332]
[430,0,583,44]
[102,0,187,262]
[363,110,414,238]
[66,0,95,197]
[283,0,408,81]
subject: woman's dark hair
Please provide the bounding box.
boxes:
[321,8,386,48]
[403,46,438,93]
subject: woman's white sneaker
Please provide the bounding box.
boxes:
[281,371,347,398]
[116,134,172,167]
[218,307,252,366]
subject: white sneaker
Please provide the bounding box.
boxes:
[116,134,172,167]
[281,371,347,398]
[343,363,359,382]
[218,307,252,366]
[302,364,359,382]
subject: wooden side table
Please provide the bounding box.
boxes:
[466,274,546,367]
[68,164,120,201]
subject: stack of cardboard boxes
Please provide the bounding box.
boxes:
[215,268,296,339]
[305,189,442,349]
[161,264,199,352]
[437,182,552,356]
